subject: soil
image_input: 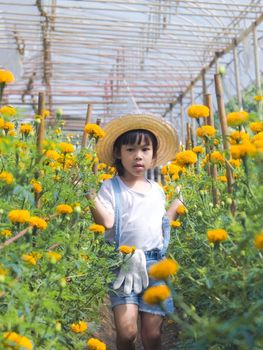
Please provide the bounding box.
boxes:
[92,297,178,350]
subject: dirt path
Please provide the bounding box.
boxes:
[92,298,178,350]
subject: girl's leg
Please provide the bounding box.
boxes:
[140,312,163,350]
[113,304,139,350]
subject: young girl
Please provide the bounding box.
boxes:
[89,113,181,350]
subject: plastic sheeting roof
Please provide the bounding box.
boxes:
[0,0,262,132]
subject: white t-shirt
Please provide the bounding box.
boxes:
[97,176,166,251]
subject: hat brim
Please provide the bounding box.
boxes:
[96,114,179,166]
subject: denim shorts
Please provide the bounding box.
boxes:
[109,250,174,316]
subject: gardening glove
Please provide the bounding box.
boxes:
[113,249,149,294]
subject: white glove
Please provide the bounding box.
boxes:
[113,249,149,294]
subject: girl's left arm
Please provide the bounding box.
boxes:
[166,186,183,221]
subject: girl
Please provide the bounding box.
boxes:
[89,113,181,350]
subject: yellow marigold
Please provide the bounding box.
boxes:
[47,251,62,262]
[187,105,210,118]
[43,110,50,118]
[254,139,263,152]
[22,254,37,265]
[119,245,136,254]
[28,216,47,230]
[70,320,88,333]
[59,142,74,153]
[0,229,12,237]
[0,69,15,83]
[143,285,171,305]
[175,150,197,167]
[252,131,263,142]
[0,264,9,276]
[229,159,241,168]
[229,131,250,144]
[0,105,16,116]
[8,209,30,223]
[99,173,112,182]
[207,229,228,243]
[0,171,14,185]
[210,151,225,164]
[254,232,263,250]
[97,163,107,171]
[8,130,16,137]
[0,117,4,128]
[30,179,42,193]
[20,124,33,135]
[170,220,181,228]
[254,95,263,101]
[3,331,33,350]
[84,124,105,138]
[161,164,182,176]
[45,149,61,161]
[192,145,205,154]
[249,122,263,133]
[196,125,216,138]
[149,258,179,280]
[3,121,15,131]
[227,111,249,127]
[176,204,186,215]
[87,337,106,350]
[88,224,105,234]
[217,175,227,183]
[230,143,256,159]
[56,204,73,215]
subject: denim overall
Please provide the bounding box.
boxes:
[110,177,174,315]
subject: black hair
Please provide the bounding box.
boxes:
[113,129,158,176]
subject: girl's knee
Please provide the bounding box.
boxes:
[117,325,137,343]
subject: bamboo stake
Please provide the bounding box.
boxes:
[214,74,235,214]
[233,43,242,110]
[36,92,46,155]
[205,93,218,206]
[81,104,93,149]
[0,227,32,250]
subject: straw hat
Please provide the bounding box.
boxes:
[96,114,179,166]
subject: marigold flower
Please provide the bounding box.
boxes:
[3,121,15,131]
[196,125,216,138]
[253,95,263,101]
[0,105,16,116]
[22,254,37,265]
[88,224,105,234]
[207,229,228,243]
[254,233,263,250]
[70,320,88,333]
[8,130,16,137]
[170,220,181,228]
[8,209,30,223]
[0,117,4,128]
[229,131,249,144]
[30,179,42,193]
[161,164,182,175]
[229,159,241,168]
[143,285,171,305]
[217,175,227,183]
[176,204,186,215]
[28,216,47,230]
[87,337,106,350]
[99,173,112,182]
[210,151,225,164]
[3,331,33,350]
[0,264,9,276]
[0,171,14,185]
[20,124,33,135]
[187,105,210,118]
[149,258,179,280]
[254,139,263,152]
[45,149,61,161]
[84,124,105,138]
[175,150,197,167]
[249,121,263,133]
[227,111,249,127]
[119,245,136,254]
[0,229,12,237]
[47,251,62,262]
[59,142,74,153]
[97,163,107,171]
[192,145,205,154]
[230,143,256,159]
[0,69,15,83]
[56,204,73,215]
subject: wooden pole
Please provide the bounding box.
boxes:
[253,26,261,95]
[214,74,235,213]
[81,104,93,149]
[179,97,184,146]
[185,123,192,150]
[205,93,218,206]
[202,69,207,105]
[37,92,45,155]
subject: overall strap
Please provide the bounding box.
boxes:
[111,177,122,249]
[161,214,170,255]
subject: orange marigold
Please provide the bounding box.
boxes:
[88,224,105,234]
[20,124,33,135]
[227,111,249,127]
[3,331,33,350]
[84,124,105,138]
[196,125,216,138]
[70,320,88,333]
[176,204,186,215]
[254,232,263,250]
[207,229,228,243]
[0,69,15,83]
[59,142,74,153]
[170,220,181,228]
[0,105,17,116]
[87,337,106,350]
[8,209,30,223]
[175,150,197,166]
[143,285,171,305]
[249,122,263,133]
[28,216,47,230]
[56,204,73,215]
[0,171,14,185]
[187,105,209,118]
[192,145,205,154]
[149,258,179,280]
[119,245,136,254]
[0,229,12,237]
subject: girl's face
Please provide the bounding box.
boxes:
[119,135,155,178]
